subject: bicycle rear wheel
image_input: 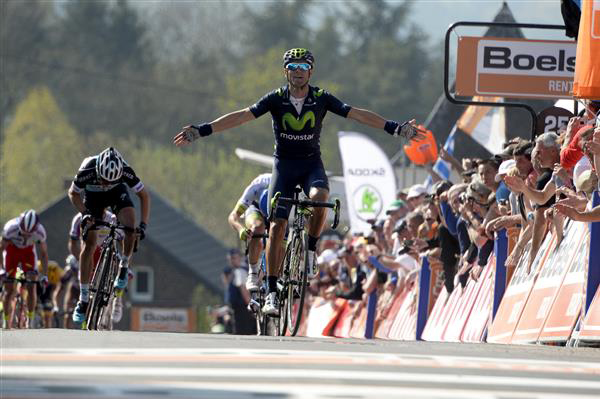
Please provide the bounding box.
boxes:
[287,231,307,336]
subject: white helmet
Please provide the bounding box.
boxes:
[96,147,124,182]
[19,209,39,233]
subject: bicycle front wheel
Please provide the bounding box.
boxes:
[86,248,112,330]
[287,231,308,336]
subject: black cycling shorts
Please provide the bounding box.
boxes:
[269,155,329,219]
[84,184,134,218]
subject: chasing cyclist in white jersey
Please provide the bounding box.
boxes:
[228,173,271,291]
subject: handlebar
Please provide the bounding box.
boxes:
[82,218,141,252]
[244,233,269,256]
[269,192,341,229]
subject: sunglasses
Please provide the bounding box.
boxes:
[286,63,311,71]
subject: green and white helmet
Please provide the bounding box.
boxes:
[283,48,314,67]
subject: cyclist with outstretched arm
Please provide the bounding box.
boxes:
[67,147,150,324]
[174,48,424,316]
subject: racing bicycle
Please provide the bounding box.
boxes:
[82,219,137,330]
[270,188,340,336]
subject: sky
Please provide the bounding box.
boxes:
[408,0,567,43]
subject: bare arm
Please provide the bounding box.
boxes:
[135,187,151,225]
[424,163,443,183]
[174,108,256,147]
[505,175,555,206]
[68,239,80,260]
[68,186,86,214]
[439,148,465,174]
[555,204,600,222]
[346,107,387,129]
[210,108,256,133]
[227,208,246,238]
[38,241,49,276]
[0,238,7,269]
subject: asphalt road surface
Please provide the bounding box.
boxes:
[2,329,600,399]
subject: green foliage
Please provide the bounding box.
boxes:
[1,87,82,222]
[124,140,262,246]
[1,0,445,256]
[191,284,222,333]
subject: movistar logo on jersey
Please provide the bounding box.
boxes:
[281,132,314,141]
[282,111,315,131]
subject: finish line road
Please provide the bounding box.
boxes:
[1,329,599,399]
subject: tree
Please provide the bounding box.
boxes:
[242,0,314,53]
[1,87,82,222]
[0,0,53,127]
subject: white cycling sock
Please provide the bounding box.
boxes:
[249,263,259,274]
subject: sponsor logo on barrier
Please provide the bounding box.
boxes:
[131,307,194,333]
[352,184,382,221]
[456,37,576,99]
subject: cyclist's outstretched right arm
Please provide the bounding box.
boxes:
[173,108,255,147]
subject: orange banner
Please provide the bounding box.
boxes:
[573,0,600,99]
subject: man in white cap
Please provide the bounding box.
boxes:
[406,184,427,210]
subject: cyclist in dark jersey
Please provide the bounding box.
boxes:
[67,147,151,324]
[174,48,424,316]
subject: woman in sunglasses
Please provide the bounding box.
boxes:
[173,48,425,316]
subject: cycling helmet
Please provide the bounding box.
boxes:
[259,189,269,218]
[96,147,124,182]
[283,48,314,68]
[19,209,39,233]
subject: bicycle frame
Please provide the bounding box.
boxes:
[269,188,341,336]
[85,220,125,330]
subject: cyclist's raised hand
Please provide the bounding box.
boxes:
[399,119,427,141]
[173,124,212,147]
[384,119,426,141]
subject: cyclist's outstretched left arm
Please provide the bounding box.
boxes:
[347,107,387,129]
[174,108,255,146]
[347,108,424,141]
[135,187,151,228]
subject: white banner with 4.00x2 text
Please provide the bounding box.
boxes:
[338,131,396,234]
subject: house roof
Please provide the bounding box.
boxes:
[39,188,227,294]
[133,189,228,294]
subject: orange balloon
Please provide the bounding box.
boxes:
[403,125,438,165]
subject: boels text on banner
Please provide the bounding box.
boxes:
[456,36,577,99]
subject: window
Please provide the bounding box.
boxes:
[131,265,154,302]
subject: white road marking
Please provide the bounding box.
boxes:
[3,366,600,391]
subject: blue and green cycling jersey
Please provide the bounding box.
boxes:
[249,85,351,159]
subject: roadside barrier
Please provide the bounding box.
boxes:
[300,210,598,347]
[577,288,600,343]
[511,221,588,344]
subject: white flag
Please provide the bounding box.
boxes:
[338,131,396,233]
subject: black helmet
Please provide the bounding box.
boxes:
[283,48,314,68]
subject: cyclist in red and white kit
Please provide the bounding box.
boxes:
[1,210,49,329]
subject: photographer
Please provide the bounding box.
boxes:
[334,238,368,301]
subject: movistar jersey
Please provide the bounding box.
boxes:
[249,85,351,159]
